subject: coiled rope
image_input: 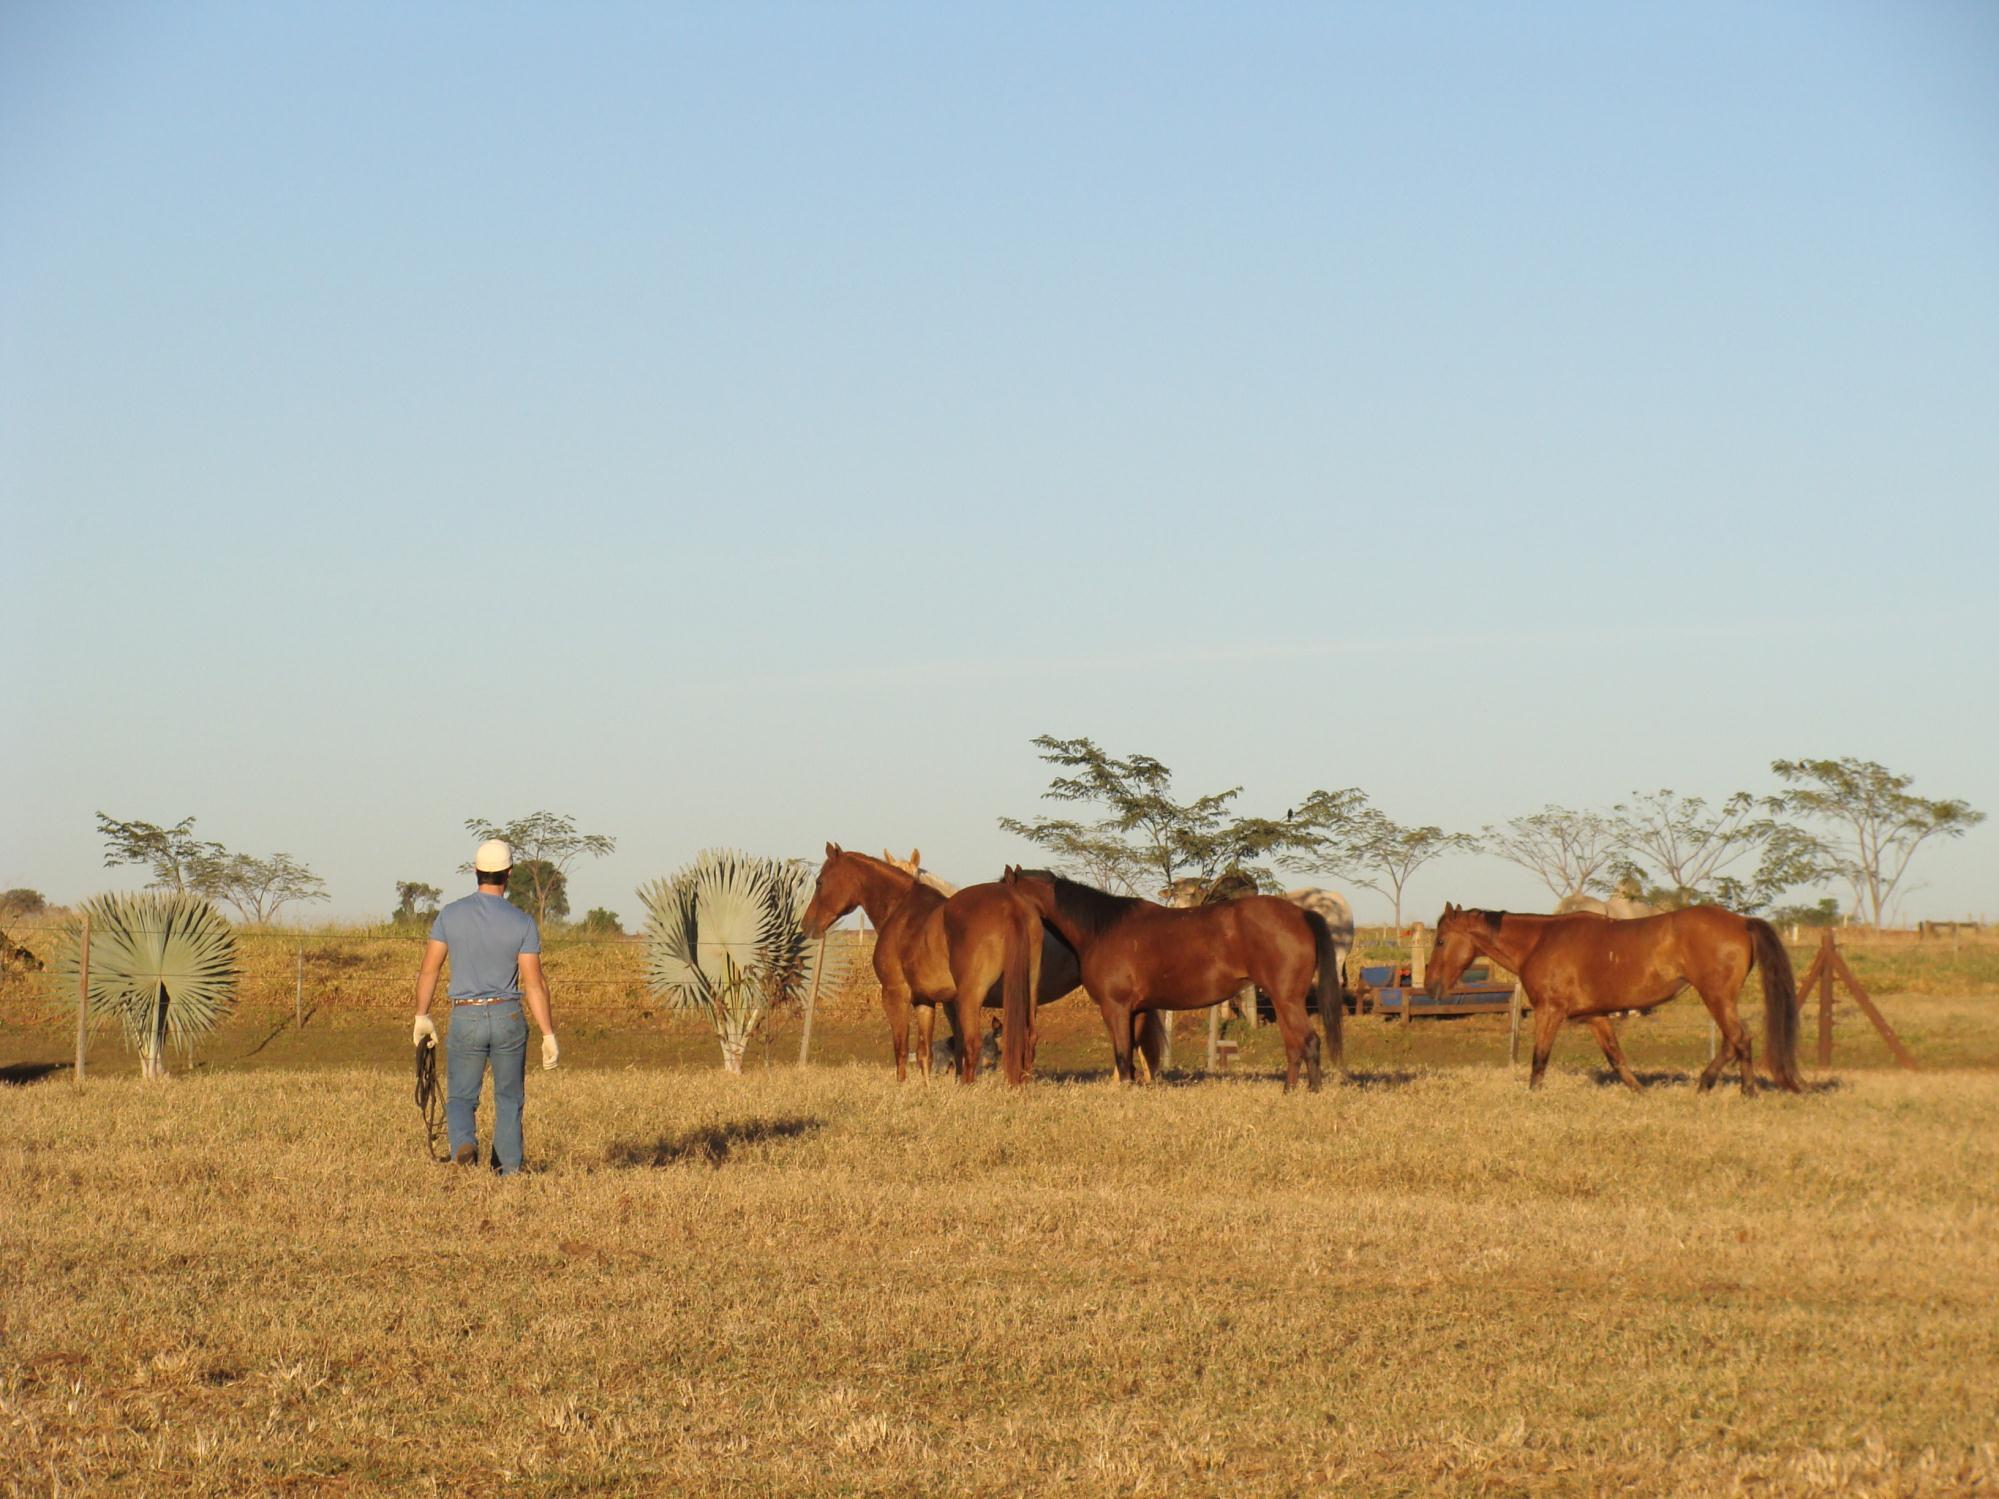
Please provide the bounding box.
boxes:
[414,1038,444,1161]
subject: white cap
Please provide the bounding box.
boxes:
[474,839,513,873]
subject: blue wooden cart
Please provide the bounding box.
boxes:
[1360,963,1518,1019]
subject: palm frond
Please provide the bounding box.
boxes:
[640,849,848,1070]
[49,891,239,1068]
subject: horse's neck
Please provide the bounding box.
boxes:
[851,862,920,927]
[1477,917,1546,972]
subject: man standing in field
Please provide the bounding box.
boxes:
[412,839,559,1174]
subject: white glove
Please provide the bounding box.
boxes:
[413,1014,438,1048]
[541,1032,560,1070]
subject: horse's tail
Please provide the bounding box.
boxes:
[1748,917,1802,1092]
[1305,909,1344,1068]
[1001,903,1035,1086]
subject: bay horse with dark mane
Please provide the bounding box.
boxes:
[1002,868,1342,1091]
[801,845,1071,1084]
[1425,903,1801,1092]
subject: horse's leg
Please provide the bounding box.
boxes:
[1269,993,1314,1093]
[1586,1016,1643,1092]
[1692,985,1745,1093]
[1705,983,1758,1096]
[954,989,984,1083]
[1135,1011,1166,1082]
[914,1002,940,1081]
[1529,1001,1566,1089]
[883,986,914,1083]
[1097,995,1136,1082]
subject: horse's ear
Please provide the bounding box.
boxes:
[909,848,921,869]
[1002,865,1016,884]
[826,841,841,857]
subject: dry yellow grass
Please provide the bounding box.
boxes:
[4,1061,1996,1495]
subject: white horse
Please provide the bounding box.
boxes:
[883,848,957,895]
[1556,892,1661,919]
[1282,888,1354,994]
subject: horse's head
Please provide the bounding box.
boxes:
[802,843,865,938]
[1426,903,1486,1000]
[1001,865,1057,920]
[882,847,921,877]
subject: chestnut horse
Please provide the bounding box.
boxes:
[801,845,1065,1083]
[1425,903,1801,1093]
[1003,868,1342,1091]
[882,849,1127,1074]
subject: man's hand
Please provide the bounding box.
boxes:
[414,1014,438,1048]
[541,1032,560,1070]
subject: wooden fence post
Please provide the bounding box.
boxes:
[1206,998,1221,1071]
[1508,980,1525,1066]
[295,942,305,1032]
[797,934,827,1066]
[74,911,91,1087]
[1816,929,1835,1068]
[1826,941,1918,1071]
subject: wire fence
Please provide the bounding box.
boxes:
[0,921,881,1017]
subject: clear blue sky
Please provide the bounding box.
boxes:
[4,1,1995,924]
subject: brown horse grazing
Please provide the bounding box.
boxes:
[1425,903,1802,1093]
[801,845,1063,1084]
[1002,868,1342,1091]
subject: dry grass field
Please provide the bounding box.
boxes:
[5,1047,1998,1495]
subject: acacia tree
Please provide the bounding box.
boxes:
[998,735,1321,896]
[1608,789,1807,912]
[1295,797,1477,927]
[206,853,329,924]
[1769,758,1984,926]
[98,814,327,922]
[462,812,615,925]
[395,881,443,923]
[96,814,223,892]
[1481,806,1619,902]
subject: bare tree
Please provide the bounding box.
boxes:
[1482,806,1619,902]
[1769,758,1984,927]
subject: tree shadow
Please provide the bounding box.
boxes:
[0,1061,68,1087]
[606,1115,826,1169]
[1588,1068,1846,1095]
[1339,1068,1421,1091]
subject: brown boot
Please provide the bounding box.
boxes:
[453,1143,478,1166]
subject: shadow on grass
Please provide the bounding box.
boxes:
[1033,1066,1418,1091]
[606,1115,826,1169]
[1587,1068,1847,1095]
[239,1007,319,1061]
[0,1061,69,1087]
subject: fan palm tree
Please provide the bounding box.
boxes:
[640,850,837,1072]
[52,891,239,1079]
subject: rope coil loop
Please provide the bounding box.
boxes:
[414,1038,444,1161]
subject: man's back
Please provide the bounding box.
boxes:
[430,891,541,999]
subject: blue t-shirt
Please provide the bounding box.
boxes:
[430,892,542,1000]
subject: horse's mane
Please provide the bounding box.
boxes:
[1028,871,1141,937]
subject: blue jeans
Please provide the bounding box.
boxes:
[446,1000,528,1174]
